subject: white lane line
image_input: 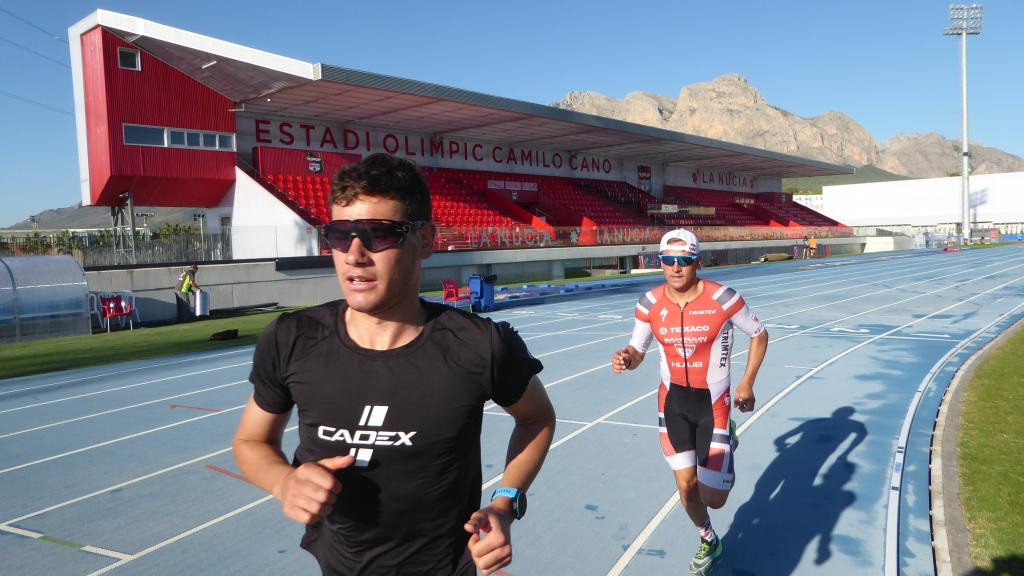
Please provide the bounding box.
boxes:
[484,412,655,430]
[0,380,247,439]
[749,254,1008,313]
[8,254,995,545]
[535,333,630,357]
[910,333,951,338]
[607,272,1024,576]
[484,362,611,410]
[518,331,624,336]
[883,299,1024,576]
[483,412,591,427]
[481,390,657,491]
[0,524,42,538]
[503,250,1001,344]
[522,318,628,341]
[783,365,816,370]
[521,256,1024,423]
[729,259,1024,359]
[499,250,983,330]
[85,495,276,576]
[0,362,252,414]
[600,420,658,430]
[0,524,131,560]
[740,271,1024,434]
[517,252,1004,346]
[64,252,1013,572]
[1,425,298,526]
[81,546,131,560]
[80,392,662,576]
[497,297,640,323]
[718,250,970,294]
[0,405,245,475]
[510,258,1022,418]
[736,250,1006,298]
[606,491,681,575]
[0,348,252,397]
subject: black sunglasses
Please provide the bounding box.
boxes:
[659,254,698,267]
[319,219,428,253]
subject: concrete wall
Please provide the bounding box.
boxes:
[863,235,915,253]
[87,237,869,324]
[86,262,340,325]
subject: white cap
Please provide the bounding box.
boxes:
[659,228,700,255]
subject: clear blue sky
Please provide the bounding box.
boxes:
[1,0,1021,227]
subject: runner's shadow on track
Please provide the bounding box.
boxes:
[721,407,867,576]
[970,555,1024,575]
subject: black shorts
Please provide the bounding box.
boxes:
[658,384,735,489]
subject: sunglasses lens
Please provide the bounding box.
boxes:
[367,224,406,251]
[324,224,355,252]
[660,255,695,267]
[322,220,414,253]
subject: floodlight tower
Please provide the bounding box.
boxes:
[944,4,982,243]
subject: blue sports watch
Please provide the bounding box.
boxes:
[490,487,527,520]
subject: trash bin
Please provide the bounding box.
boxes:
[194,290,210,317]
[469,274,497,312]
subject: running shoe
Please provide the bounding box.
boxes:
[690,535,723,575]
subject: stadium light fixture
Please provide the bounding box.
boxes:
[944,4,982,243]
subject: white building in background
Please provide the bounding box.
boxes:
[821,171,1024,234]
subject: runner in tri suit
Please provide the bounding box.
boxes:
[611,228,769,575]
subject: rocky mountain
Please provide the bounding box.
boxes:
[555,74,1023,178]
[878,133,1024,178]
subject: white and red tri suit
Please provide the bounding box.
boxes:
[629,280,764,489]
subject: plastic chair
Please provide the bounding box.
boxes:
[99,295,134,332]
[115,291,142,324]
[440,279,471,309]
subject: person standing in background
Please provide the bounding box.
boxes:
[174,264,200,322]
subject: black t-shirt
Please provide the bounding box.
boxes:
[249,300,542,576]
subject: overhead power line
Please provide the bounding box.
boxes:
[0,89,73,116]
[0,35,69,68]
[0,6,68,44]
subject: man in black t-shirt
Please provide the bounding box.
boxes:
[232,153,556,576]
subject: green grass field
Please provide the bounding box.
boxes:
[959,322,1024,572]
[0,311,290,380]
[1,273,669,380]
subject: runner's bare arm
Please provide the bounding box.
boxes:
[734,330,769,412]
[497,375,555,499]
[466,376,555,574]
[233,395,354,524]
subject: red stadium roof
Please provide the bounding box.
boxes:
[71,10,851,181]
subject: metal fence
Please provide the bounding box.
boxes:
[1,224,855,269]
[0,231,232,268]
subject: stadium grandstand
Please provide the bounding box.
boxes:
[47,9,862,322]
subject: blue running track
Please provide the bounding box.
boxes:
[2,245,1023,575]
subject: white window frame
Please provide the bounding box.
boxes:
[122,123,166,147]
[122,123,236,152]
[117,47,141,71]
